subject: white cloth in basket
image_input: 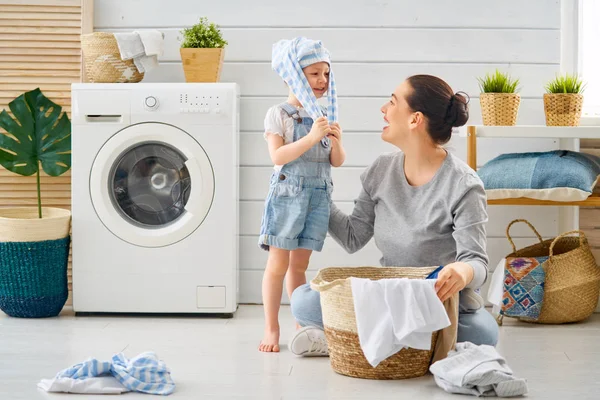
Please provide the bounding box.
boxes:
[350,277,451,367]
[114,30,164,73]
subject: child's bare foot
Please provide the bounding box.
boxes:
[295,322,302,330]
[259,327,280,352]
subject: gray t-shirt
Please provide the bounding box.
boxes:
[328,150,489,290]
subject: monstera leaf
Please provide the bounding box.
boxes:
[0,88,71,218]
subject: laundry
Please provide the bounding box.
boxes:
[114,30,164,73]
[38,352,175,395]
[429,342,528,397]
[350,277,451,367]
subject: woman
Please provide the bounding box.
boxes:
[287,75,499,356]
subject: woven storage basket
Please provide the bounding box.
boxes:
[311,266,441,380]
[180,48,225,82]
[543,93,584,126]
[503,219,600,324]
[479,93,521,126]
[81,32,144,83]
[0,208,71,318]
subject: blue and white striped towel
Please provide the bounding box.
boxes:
[271,37,338,124]
[38,352,175,395]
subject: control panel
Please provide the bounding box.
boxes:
[179,92,222,114]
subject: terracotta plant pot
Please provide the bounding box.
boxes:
[180,48,225,83]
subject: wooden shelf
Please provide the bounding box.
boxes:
[465,125,600,139]
[466,125,600,207]
[487,194,600,207]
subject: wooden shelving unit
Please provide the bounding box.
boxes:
[466,125,600,207]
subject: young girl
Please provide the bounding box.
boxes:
[258,37,346,352]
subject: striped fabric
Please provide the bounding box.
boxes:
[271,37,338,124]
[54,352,175,395]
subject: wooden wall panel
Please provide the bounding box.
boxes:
[0,0,93,304]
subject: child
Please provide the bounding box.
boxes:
[258,37,346,352]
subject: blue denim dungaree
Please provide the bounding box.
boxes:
[258,103,333,251]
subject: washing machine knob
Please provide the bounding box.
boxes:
[144,96,159,110]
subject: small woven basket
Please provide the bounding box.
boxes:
[0,207,71,318]
[503,219,600,324]
[311,266,440,380]
[81,32,144,83]
[543,93,584,126]
[479,93,521,126]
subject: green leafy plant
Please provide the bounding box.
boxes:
[180,17,228,48]
[0,88,71,218]
[545,73,586,94]
[477,69,520,93]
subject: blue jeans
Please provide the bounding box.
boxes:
[290,283,499,347]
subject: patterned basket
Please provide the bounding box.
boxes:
[543,93,584,126]
[479,93,521,126]
[81,32,144,83]
[0,207,71,318]
[311,266,445,380]
[502,219,600,324]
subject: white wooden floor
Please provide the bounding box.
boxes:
[1,305,599,399]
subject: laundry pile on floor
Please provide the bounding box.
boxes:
[430,342,528,397]
[38,351,175,395]
[114,30,164,74]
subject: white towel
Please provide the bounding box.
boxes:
[113,30,164,73]
[487,258,506,318]
[430,342,528,397]
[38,377,128,394]
[350,278,451,367]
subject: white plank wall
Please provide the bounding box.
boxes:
[94,0,562,304]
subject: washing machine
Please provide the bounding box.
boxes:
[71,83,239,315]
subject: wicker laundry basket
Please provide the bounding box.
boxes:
[311,266,443,380]
[81,32,144,83]
[503,219,600,324]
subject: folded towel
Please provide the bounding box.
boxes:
[38,352,175,395]
[430,342,528,397]
[113,30,164,73]
[351,277,451,367]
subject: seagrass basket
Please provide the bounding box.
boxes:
[311,266,443,380]
[503,219,600,324]
[543,93,584,126]
[480,93,521,126]
[81,32,144,83]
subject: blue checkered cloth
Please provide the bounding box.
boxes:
[272,37,338,124]
[54,352,175,395]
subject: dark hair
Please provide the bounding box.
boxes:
[405,75,469,145]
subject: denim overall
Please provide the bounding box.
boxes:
[258,103,333,252]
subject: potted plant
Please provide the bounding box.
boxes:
[543,73,586,126]
[0,88,71,318]
[179,17,228,83]
[477,69,521,126]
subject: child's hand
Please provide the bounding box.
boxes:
[328,123,342,144]
[308,116,330,142]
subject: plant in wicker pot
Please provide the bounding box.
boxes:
[477,70,521,126]
[179,17,228,83]
[543,74,586,126]
[0,88,71,318]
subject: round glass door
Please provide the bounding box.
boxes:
[110,143,191,227]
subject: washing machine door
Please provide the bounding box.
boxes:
[90,122,214,247]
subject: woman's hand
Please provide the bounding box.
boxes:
[434,262,474,302]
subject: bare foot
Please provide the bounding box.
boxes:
[259,327,280,352]
[295,322,301,330]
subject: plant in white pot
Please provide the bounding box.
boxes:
[0,88,71,318]
[179,17,228,82]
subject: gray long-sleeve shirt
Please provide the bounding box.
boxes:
[328,151,489,290]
